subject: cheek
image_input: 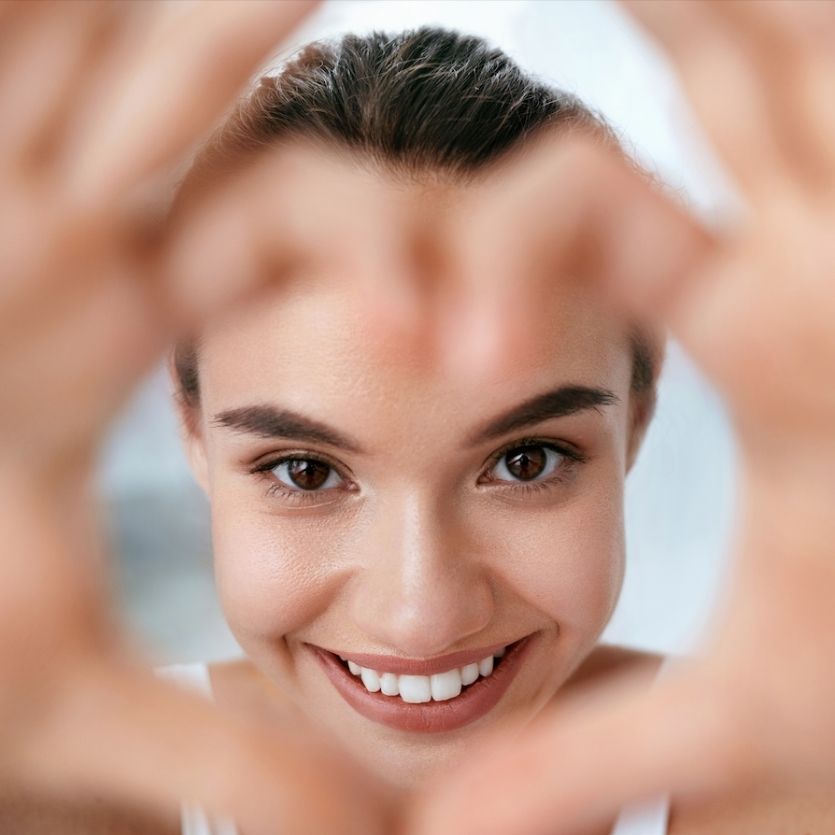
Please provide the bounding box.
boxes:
[210,493,350,646]
[209,463,626,657]
[476,473,625,637]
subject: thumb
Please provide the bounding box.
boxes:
[406,662,750,835]
[19,658,385,835]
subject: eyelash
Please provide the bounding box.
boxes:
[250,437,588,506]
[250,452,353,506]
[477,437,587,496]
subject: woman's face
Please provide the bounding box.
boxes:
[182,160,643,788]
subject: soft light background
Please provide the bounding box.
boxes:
[100,0,737,664]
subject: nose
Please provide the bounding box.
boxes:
[349,490,493,658]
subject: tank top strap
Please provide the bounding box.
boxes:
[156,662,214,696]
[155,662,240,835]
[610,796,669,835]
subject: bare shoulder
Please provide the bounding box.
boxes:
[670,786,835,834]
[0,785,179,835]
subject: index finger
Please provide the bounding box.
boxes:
[64,0,320,208]
[441,134,710,382]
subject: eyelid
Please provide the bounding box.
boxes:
[249,451,359,509]
[249,449,357,491]
[480,436,587,471]
[251,448,345,473]
[477,436,587,487]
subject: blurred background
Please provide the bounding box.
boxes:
[99,0,737,665]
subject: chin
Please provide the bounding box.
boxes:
[347,722,491,791]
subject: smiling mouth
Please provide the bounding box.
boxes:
[308,634,535,733]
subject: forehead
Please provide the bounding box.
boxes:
[199,294,630,445]
[197,159,632,437]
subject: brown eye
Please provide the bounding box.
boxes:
[272,458,341,491]
[492,444,564,483]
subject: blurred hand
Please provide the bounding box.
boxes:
[0,3,399,833]
[7,1,835,834]
[405,1,835,833]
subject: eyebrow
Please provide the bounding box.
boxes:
[211,405,364,453]
[466,385,619,446]
[212,384,617,454]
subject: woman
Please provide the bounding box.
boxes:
[159,25,832,835]
[3,3,835,835]
[164,24,663,834]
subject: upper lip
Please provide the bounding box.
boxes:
[311,636,525,676]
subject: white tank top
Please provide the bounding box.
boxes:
[157,662,669,835]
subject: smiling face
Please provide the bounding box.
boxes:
[177,161,648,789]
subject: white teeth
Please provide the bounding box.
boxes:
[380,672,400,696]
[431,669,463,701]
[360,667,381,693]
[398,675,432,704]
[343,644,509,701]
[478,655,494,677]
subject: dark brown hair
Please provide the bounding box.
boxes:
[174,26,660,408]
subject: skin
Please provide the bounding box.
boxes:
[180,165,642,789]
[414,4,835,834]
[0,4,399,835]
[4,2,835,833]
[176,156,835,833]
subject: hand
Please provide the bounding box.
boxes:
[0,3,398,833]
[406,2,835,833]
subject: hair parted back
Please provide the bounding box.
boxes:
[174,26,660,408]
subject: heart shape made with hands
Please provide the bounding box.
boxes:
[5,2,835,835]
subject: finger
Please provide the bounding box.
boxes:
[0,470,105,665]
[1,262,170,466]
[346,219,434,370]
[710,0,835,184]
[0,0,15,26]
[407,665,755,835]
[163,142,431,364]
[621,0,797,198]
[0,1,136,170]
[442,135,712,382]
[0,0,36,39]
[762,0,835,39]
[62,0,320,209]
[19,659,387,835]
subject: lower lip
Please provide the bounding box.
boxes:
[309,635,534,733]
